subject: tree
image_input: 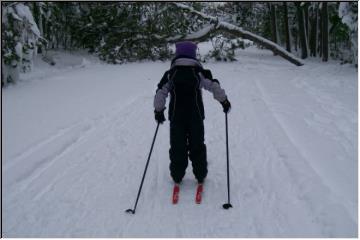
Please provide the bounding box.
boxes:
[270,3,278,47]
[322,2,329,61]
[303,2,309,41]
[338,2,358,65]
[3,1,357,78]
[296,2,308,59]
[309,3,318,57]
[2,2,43,85]
[283,2,291,52]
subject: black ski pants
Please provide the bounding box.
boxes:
[169,114,207,183]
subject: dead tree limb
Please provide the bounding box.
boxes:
[167,24,216,43]
[171,3,304,66]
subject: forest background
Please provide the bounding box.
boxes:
[1,2,358,85]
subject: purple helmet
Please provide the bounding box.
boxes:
[175,41,197,59]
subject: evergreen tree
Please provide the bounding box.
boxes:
[2,2,42,85]
[2,1,357,85]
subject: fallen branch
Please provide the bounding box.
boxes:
[167,24,216,43]
[172,3,304,66]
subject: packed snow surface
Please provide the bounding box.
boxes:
[3,46,357,237]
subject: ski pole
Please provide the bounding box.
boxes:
[126,122,160,214]
[223,112,233,209]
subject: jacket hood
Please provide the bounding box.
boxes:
[171,57,203,68]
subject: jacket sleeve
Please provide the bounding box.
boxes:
[154,71,172,112]
[199,70,227,102]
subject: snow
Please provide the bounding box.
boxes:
[168,24,215,42]
[2,44,357,237]
[15,42,23,60]
[338,2,358,65]
[339,2,357,32]
[185,24,214,40]
[174,3,213,21]
[9,9,22,22]
[2,5,23,23]
[14,3,41,37]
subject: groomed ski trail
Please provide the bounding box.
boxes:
[3,48,357,237]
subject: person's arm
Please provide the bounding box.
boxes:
[199,69,231,113]
[199,70,227,102]
[153,71,174,123]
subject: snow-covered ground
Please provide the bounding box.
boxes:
[2,45,358,237]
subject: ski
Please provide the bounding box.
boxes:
[172,184,180,204]
[195,183,203,204]
[172,183,203,204]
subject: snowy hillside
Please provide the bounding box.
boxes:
[2,46,357,237]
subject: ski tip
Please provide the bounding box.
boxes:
[195,184,203,204]
[172,184,180,204]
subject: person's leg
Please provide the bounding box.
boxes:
[169,120,188,183]
[188,116,207,183]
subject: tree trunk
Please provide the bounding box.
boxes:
[296,2,308,59]
[32,2,44,53]
[32,3,40,29]
[304,3,309,42]
[294,28,298,52]
[322,2,328,62]
[314,4,318,57]
[309,5,317,57]
[283,2,291,52]
[318,4,322,57]
[270,3,278,55]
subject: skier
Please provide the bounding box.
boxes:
[153,41,231,201]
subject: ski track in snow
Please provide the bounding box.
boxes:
[3,48,357,237]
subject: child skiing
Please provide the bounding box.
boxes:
[153,41,231,203]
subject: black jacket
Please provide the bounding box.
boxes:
[154,57,227,121]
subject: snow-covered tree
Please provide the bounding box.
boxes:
[2,1,357,80]
[339,2,358,65]
[2,2,43,86]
